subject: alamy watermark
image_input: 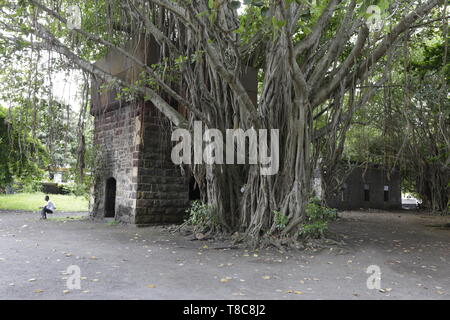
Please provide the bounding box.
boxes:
[366,5,384,32]
[171,121,280,176]
[67,5,81,30]
[366,265,382,290]
[66,265,81,290]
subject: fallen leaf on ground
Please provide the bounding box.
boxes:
[195,233,206,240]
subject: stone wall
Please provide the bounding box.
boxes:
[326,166,401,210]
[133,103,189,224]
[91,100,189,224]
[92,103,140,223]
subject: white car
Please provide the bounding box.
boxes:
[402,194,422,208]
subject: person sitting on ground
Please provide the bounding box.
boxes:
[39,195,56,220]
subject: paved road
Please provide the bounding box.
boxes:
[0,209,449,299]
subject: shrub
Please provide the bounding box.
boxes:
[21,180,43,193]
[185,200,215,230]
[273,210,289,230]
[299,198,337,239]
[60,183,89,198]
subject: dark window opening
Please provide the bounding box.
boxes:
[384,186,389,202]
[189,176,201,200]
[105,177,116,218]
[364,184,370,202]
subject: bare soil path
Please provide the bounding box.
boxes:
[0,209,448,299]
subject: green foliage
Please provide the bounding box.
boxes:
[410,39,450,84]
[60,182,89,198]
[301,221,329,238]
[19,180,44,193]
[185,200,216,229]
[107,220,120,226]
[0,106,47,190]
[341,25,449,212]
[0,108,13,188]
[344,125,385,164]
[273,210,289,230]
[0,36,95,191]
[300,198,337,239]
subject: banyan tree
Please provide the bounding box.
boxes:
[0,0,446,245]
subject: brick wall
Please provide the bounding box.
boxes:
[92,103,139,223]
[133,102,189,224]
[91,100,189,224]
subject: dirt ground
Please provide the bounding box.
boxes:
[0,209,448,300]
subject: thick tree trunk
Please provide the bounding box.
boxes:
[417,163,449,214]
[204,164,244,232]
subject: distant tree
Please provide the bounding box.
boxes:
[336,30,449,214]
[392,38,449,213]
[0,106,48,191]
[0,107,14,189]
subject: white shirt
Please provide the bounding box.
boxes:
[46,201,56,212]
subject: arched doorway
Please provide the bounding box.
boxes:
[105,177,116,218]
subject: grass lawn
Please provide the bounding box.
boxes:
[0,192,89,212]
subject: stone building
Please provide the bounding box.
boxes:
[325,165,402,210]
[90,37,257,225]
